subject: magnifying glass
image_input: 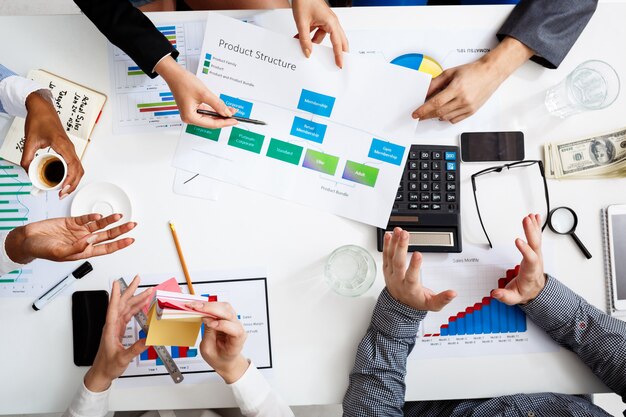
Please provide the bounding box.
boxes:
[547,207,592,259]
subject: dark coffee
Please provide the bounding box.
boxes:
[40,159,65,187]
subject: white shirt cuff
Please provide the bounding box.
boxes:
[0,75,50,118]
[0,232,27,276]
[65,381,110,417]
[228,360,272,414]
[152,52,173,75]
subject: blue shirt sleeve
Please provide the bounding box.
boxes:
[0,64,18,114]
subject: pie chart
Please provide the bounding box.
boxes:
[390,53,443,78]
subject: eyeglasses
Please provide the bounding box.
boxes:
[471,160,550,248]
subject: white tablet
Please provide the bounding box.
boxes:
[607,205,626,311]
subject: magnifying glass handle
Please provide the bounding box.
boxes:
[571,233,592,259]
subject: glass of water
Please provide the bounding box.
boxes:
[545,60,620,118]
[324,245,376,297]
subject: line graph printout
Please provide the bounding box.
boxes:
[173,13,431,228]
[409,247,559,360]
[109,21,205,134]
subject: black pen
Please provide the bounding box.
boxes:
[196,109,267,125]
[32,261,93,311]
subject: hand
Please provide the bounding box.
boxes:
[190,301,249,384]
[84,276,153,392]
[383,227,456,311]
[5,213,136,264]
[491,214,546,305]
[412,36,534,124]
[292,0,349,68]
[24,92,84,198]
[155,56,238,130]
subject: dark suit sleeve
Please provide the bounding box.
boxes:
[74,0,179,78]
[497,0,598,69]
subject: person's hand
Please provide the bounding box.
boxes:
[84,276,153,392]
[412,36,534,124]
[491,214,546,305]
[292,0,349,68]
[4,213,136,264]
[190,301,249,384]
[24,92,84,199]
[383,227,456,311]
[155,56,238,130]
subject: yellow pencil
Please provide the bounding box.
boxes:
[168,221,195,295]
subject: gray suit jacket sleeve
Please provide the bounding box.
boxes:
[497,0,598,69]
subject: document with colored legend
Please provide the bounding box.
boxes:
[173,13,431,228]
[109,20,206,134]
[409,247,558,360]
[119,269,271,382]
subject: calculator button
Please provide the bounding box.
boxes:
[446,162,457,171]
[420,204,430,210]
[408,203,419,210]
[420,183,429,191]
[409,161,418,170]
[409,193,419,201]
[392,203,399,213]
[432,193,441,202]
[396,192,403,201]
[432,172,441,181]
[420,151,430,159]
[446,194,456,202]
[432,204,441,210]
[421,162,430,170]
[409,151,419,159]
[432,151,442,159]
[432,183,441,191]
[446,172,456,181]
[410,172,419,180]
[431,161,441,170]
[445,151,457,161]
[420,193,430,202]
[420,172,428,181]
[446,183,456,191]
[407,183,416,191]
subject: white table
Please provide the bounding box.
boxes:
[0,4,625,414]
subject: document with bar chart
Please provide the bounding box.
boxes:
[0,159,73,297]
[119,270,271,383]
[410,247,558,359]
[109,21,205,134]
[173,13,431,227]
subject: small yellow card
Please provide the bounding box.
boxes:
[145,303,202,347]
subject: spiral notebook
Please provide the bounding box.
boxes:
[601,206,626,318]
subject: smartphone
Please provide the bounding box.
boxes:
[607,205,626,311]
[460,131,524,162]
[72,290,109,366]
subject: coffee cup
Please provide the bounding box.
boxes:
[28,153,67,195]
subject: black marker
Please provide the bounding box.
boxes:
[32,262,93,311]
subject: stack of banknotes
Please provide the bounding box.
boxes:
[544,127,626,179]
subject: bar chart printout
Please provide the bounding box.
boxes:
[411,260,558,359]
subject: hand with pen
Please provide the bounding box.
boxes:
[4,213,136,264]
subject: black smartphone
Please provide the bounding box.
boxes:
[72,290,109,366]
[460,131,524,162]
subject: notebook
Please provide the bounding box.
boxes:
[0,69,106,165]
[601,206,626,318]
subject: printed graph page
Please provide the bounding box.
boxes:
[173,13,431,228]
[409,247,559,359]
[118,269,271,386]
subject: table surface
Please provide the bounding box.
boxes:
[1,4,625,414]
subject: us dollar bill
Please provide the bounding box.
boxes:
[545,128,626,178]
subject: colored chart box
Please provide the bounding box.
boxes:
[219,94,253,118]
[266,139,303,165]
[290,117,327,144]
[302,149,339,176]
[228,127,264,154]
[297,89,336,117]
[186,124,221,141]
[367,139,405,166]
[342,161,379,187]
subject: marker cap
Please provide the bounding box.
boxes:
[72,261,93,279]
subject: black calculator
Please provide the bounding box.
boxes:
[377,145,462,253]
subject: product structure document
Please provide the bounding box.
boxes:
[173,13,431,228]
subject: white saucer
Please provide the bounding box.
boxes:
[71,182,132,223]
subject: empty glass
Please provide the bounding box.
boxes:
[324,245,376,297]
[545,60,620,118]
